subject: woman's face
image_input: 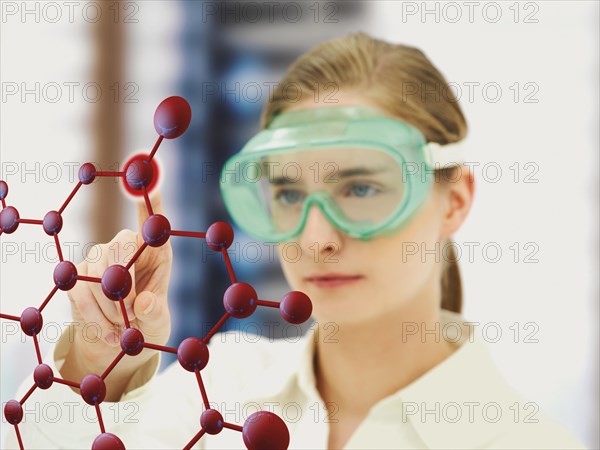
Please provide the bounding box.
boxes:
[275,94,472,326]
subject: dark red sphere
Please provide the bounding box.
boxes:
[20,307,43,336]
[79,163,97,185]
[279,291,312,324]
[92,433,125,450]
[4,400,23,425]
[0,206,19,234]
[80,374,106,405]
[34,364,54,389]
[101,265,132,301]
[0,180,8,200]
[53,261,78,291]
[201,408,224,435]
[206,221,234,251]
[122,153,160,197]
[177,337,209,372]
[125,159,154,191]
[154,96,192,139]
[120,328,145,356]
[223,282,257,319]
[242,411,290,450]
[142,214,171,247]
[43,210,63,236]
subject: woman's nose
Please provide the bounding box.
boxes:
[298,204,342,257]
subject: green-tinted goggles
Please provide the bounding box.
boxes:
[219,105,465,243]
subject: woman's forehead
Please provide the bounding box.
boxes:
[259,147,400,184]
[262,147,386,170]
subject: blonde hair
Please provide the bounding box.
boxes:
[260,32,467,313]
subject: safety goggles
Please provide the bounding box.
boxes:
[219,105,466,242]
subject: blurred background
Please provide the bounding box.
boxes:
[0,1,598,448]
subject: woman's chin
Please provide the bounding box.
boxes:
[310,296,375,326]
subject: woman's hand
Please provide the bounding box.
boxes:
[60,191,172,401]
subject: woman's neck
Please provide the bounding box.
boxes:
[314,288,457,416]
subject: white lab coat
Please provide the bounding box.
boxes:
[3,309,587,449]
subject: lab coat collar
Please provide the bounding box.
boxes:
[380,314,517,449]
[287,309,519,449]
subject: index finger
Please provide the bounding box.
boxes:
[137,189,165,234]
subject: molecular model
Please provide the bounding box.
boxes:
[0,96,313,450]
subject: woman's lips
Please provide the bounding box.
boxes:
[305,275,364,288]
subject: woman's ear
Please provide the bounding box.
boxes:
[438,165,475,239]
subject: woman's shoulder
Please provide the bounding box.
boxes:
[486,412,588,449]
[405,310,587,449]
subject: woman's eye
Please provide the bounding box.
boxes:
[348,183,379,197]
[275,189,305,205]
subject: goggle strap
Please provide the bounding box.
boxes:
[424,141,468,168]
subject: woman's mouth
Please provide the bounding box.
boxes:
[304,274,364,288]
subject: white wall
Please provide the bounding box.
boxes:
[0,1,181,444]
[368,1,598,447]
[1,6,93,444]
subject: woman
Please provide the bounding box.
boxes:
[5,32,585,450]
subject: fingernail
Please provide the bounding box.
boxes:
[126,306,136,320]
[143,297,155,315]
[105,332,119,346]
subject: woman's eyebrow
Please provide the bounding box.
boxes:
[335,166,388,178]
[269,166,388,185]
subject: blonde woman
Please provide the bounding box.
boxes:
[5,32,585,450]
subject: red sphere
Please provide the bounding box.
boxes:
[122,154,160,197]
[201,408,224,435]
[279,291,312,324]
[53,261,78,291]
[80,374,106,405]
[125,159,154,191]
[92,433,125,450]
[242,411,290,450]
[101,265,132,301]
[34,364,54,389]
[0,206,19,234]
[43,210,63,236]
[223,282,257,319]
[79,163,97,185]
[0,180,8,200]
[4,400,23,425]
[142,214,171,247]
[20,307,43,336]
[154,96,192,139]
[177,337,209,372]
[120,328,145,356]
[206,221,234,251]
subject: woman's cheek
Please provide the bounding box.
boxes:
[376,213,442,301]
